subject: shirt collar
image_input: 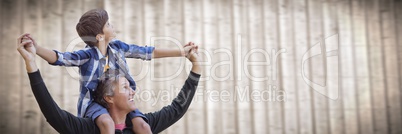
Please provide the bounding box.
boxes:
[93,44,117,60]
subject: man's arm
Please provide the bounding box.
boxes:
[144,71,200,133]
[17,34,98,134]
[144,44,202,133]
[29,70,98,134]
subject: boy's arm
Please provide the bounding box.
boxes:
[25,34,58,64]
[27,34,91,66]
[152,48,184,58]
[152,42,194,58]
[115,40,194,60]
[36,46,58,64]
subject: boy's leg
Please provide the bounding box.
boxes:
[85,102,115,134]
[96,114,115,134]
[127,109,151,134]
[131,117,151,134]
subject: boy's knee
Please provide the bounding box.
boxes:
[132,117,151,133]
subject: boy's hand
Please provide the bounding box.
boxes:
[25,34,38,49]
[17,33,38,73]
[17,34,36,62]
[183,42,196,57]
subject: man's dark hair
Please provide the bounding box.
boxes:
[76,9,109,47]
[94,69,125,108]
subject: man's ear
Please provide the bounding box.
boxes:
[96,34,104,41]
[104,96,113,104]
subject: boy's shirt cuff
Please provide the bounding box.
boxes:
[49,50,63,65]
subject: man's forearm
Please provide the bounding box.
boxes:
[36,46,58,64]
[152,48,183,58]
[191,63,202,75]
[25,60,38,73]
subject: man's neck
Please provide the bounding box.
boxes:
[108,108,127,125]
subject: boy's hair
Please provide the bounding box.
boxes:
[94,69,125,108]
[76,9,109,47]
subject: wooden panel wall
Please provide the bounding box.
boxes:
[0,0,401,134]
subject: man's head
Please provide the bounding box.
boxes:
[94,69,136,112]
[76,9,116,47]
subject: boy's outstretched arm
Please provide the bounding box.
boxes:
[25,34,90,66]
[152,42,195,59]
[24,34,58,64]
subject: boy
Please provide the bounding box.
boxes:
[23,9,194,134]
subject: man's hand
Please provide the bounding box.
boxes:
[186,44,202,74]
[183,42,196,57]
[17,33,38,73]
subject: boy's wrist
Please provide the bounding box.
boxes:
[35,45,42,54]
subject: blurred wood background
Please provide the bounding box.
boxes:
[1,0,401,134]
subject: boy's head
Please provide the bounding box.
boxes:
[76,9,114,47]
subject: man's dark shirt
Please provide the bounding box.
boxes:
[28,70,200,134]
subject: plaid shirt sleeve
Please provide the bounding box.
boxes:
[114,40,155,61]
[50,49,92,66]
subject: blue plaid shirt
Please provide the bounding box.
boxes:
[51,39,154,117]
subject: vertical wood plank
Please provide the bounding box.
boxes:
[105,0,125,40]
[278,0,299,133]
[124,0,146,112]
[183,0,205,133]
[365,0,388,133]
[83,0,104,11]
[395,1,402,133]
[21,0,42,133]
[352,0,374,134]
[159,0,187,133]
[348,0,371,133]
[61,0,82,114]
[40,0,63,133]
[216,0,238,134]
[202,0,222,133]
[1,0,25,133]
[293,0,314,133]
[248,0,269,133]
[262,0,285,134]
[321,0,344,134]
[1,0,22,133]
[380,0,402,134]
[307,0,330,133]
[138,0,156,117]
[232,0,243,133]
[0,0,4,131]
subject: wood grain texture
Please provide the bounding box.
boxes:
[39,0,63,133]
[0,0,401,133]
[21,0,42,133]
[1,0,22,133]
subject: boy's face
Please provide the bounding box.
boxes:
[102,21,116,41]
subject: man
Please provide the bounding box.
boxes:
[17,35,201,134]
